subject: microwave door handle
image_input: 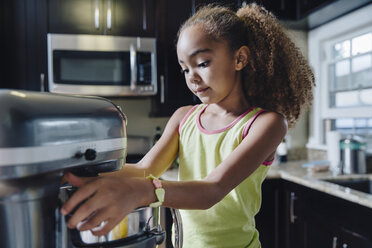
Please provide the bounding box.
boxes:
[130,45,137,92]
[106,0,112,30]
[94,0,100,30]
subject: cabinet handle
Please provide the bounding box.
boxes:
[142,0,147,30]
[160,75,165,104]
[40,73,45,92]
[94,0,100,29]
[332,237,337,248]
[130,44,137,92]
[342,244,348,248]
[106,0,112,30]
[290,192,297,224]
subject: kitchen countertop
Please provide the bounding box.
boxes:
[162,161,372,209]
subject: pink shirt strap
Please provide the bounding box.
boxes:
[178,105,199,135]
[242,109,266,139]
[242,109,274,166]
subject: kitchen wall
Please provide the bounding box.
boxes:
[285,28,310,160]
[111,97,169,138]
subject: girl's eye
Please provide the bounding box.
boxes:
[180,68,189,74]
[198,61,210,68]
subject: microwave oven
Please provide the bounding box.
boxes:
[47,34,157,96]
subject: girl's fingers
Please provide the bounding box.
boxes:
[91,217,122,237]
[64,172,93,187]
[60,182,97,216]
[77,209,109,232]
[66,193,104,229]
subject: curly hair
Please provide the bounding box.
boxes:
[178,3,315,128]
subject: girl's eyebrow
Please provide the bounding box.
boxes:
[179,48,212,63]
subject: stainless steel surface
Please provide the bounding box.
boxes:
[94,0,100,29]
[47,34,157,96]
[160,75,165,104]
[70,206,160,245]
[340,135,367,174]
[130,44,137,92]
[59,185,174,248]
[0,90,179,248]
[40,73,45,91]
[332,236,337,248]
[0,90,128,248]
[290,192,297,224]
[322,177,372,195]
[0,90,127,179]
[0,173,61,248]
[170,208,183,248]
[106,0,112,30]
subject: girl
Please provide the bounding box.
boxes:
[61,3,314,247]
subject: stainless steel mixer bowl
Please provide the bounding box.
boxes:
[59,185,182,248]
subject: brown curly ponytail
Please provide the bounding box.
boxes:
[178,3,315,128]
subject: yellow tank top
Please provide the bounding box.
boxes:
[177,104,272,248]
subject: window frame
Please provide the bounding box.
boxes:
[307,3,372,150]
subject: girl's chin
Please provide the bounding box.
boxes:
[198,97,216,104]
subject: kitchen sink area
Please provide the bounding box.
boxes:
[321,176,372,195]
[259,161,372,248]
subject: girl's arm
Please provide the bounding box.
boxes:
[104,106,193,178]
[62,110,286,236]
[160,111,287,209]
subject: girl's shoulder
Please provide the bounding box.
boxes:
[173,105,201,121]
[249,110,288,135]
[167,105,200,131]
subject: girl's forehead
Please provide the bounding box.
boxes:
[177,25,220,52]
[179,25,209,44]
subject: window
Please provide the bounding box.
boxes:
[328,32,372,109]
[308,4,372,153]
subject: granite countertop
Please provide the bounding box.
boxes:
[163,161,372,209]
[268,160,372,209]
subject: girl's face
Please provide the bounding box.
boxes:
[177,25,243,105]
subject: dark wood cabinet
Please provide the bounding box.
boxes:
[255,179,282,248]
[150,0,198,117]
[48,0,155,37]
[258,179,372,248]
[1,0,47,91]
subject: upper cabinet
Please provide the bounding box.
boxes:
[1,0,48,91]
[48,0,155,37]
[150,0,198,117]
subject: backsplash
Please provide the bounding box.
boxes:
[305,148,372,173]
[110,98,169,138]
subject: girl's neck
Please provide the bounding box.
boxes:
[206,89,250,117]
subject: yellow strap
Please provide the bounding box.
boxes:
[146,174,165,207]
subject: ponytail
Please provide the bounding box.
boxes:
[237,3,314,127]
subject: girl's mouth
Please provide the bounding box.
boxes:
[195,87,209,94]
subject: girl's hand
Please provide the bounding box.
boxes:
[60,172,152,236]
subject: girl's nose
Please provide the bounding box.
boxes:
[188,71,201,84]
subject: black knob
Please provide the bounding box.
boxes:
[84,149,97,161]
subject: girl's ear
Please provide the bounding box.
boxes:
[235,46,250,71]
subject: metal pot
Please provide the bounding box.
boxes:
[58,185,182,248]
[340,135,367,174]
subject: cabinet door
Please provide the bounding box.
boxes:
[286,181,372,248]
[48,0,103,34]
[255,179,282,248]
[108,0,155,36]
[150,0,198,117]
[2,0,47,91]
[192,0,240,12]
[283,186,307,248]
